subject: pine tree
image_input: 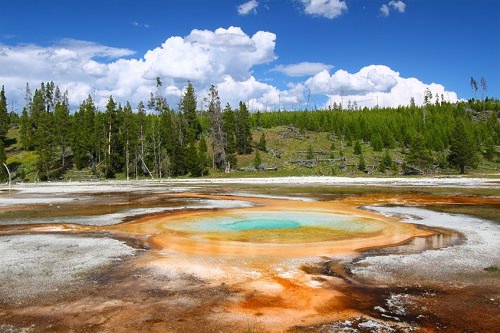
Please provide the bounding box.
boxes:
[198,135,209,175]
[405,133,433,172]
[255,110,262,127]
[30,89,45,140]
[170,119,187,176]
[0,139,5,164]
[104,96,118,178]
[484,138,496,161]
[470,77,478,100]
[36,110,56,180]
[181,81,200,143]
[424,88,433,105]
[44,81,55,112]
[136,101,152,178]
[358,154,366,171]
[207,85,227,170]
[0,86,8,137]
[71,96,96,170]
[54,95,70,167]
[480,77,487,112]
[354,140,362,155]
[223,103,237,169]
[253,149,262,168]
[20,107,30,150]
[448,120,479,174]
[185,143,202,177]
[371,133,383,152]
[378,150,393,172]
[159,108,179,176]
[32,88,56,180]
[410,97,416,108]
[307,144,314,160]
[236,101,252,154]
[122,102,138,180]
[258,133,267,152]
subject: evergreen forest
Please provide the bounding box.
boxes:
[0,80,499,182]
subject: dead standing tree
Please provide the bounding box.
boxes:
[207,85,227,171]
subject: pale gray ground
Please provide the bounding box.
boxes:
[352,206,500,286]
[0,234,135,304]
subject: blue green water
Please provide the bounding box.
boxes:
[224,219,301,231]
[167,211,376,233]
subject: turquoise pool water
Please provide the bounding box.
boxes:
[166,211,376,233]
[224,219,301,231]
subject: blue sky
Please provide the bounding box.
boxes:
[0,0,498,110]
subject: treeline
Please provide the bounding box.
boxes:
[252,99,499,173]
[1,81,254,180]
[253,100,499,151]
[0,80,499,181]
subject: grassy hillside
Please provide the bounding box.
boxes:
[4,127,39,182]
[210,126,498,178]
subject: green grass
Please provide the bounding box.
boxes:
[209,126,386,177]
[5,127,23,151]
[3,127,40,181]
[6,151,38,181]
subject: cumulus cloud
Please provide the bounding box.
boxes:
[305,65,458,108]
[380,4,390,17]
[141,27,276,84]
[238,0,259,15]
[380,1,406,16]
[0,26,457,112]
[306,65,398,96]
[0,40,135,105]
[300,0,347,19]
[390,1,406,13]
[0,27,279,109]
[272,62,334,77]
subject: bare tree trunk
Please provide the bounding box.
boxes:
[141,157,154,179]
[107,121,112,176]
[135,150,138,180]
[152,122,158,178]
[140,124,145,162]
[158,133,162,179]
[62,142,66,168]
[3,163,11,188]
[126,138,130,180]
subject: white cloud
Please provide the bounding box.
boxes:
[141,26,276,84]
[238,0,259,15]
[0,27,457,112]
[0,27,277,109]
[389,0,406,13]
[300,0,347,19]
[305,65,458,108]
[380,4,390,17]
[272,62,334,77]
[306,65,398,96]
[0,40,135,106]
[380,1,406,16]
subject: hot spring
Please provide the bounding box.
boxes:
[164,211,389,245]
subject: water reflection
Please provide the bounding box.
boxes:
[366,226,463,256]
